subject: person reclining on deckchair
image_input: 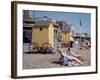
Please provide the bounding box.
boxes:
[67,48,87,63]
[79,41,89,49]
[57,48,85,66]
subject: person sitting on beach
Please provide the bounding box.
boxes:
[57,48,84,66]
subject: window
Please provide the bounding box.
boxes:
[40,28,43,31]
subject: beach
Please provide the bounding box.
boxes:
[23,48,91,69]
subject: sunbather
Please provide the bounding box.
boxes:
[57,48,84,66]
[79,41,90,49]
[67,48,87,63]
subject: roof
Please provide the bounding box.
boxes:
[34,20,51,27]
[34,20,58,27]
[56,21,65,26]
[61,27,71,33]
[56,21,71,32]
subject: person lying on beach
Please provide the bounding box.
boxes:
[79,41,90,49]
[57,48,84,66]
[67,48,87,63]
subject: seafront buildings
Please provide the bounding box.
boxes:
[23,10,90,49]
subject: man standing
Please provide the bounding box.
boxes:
[70,36,74,48]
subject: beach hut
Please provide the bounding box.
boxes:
[32,20,58,48]
[61,30,72,44]
[61,23,72,43]
[56,21,72,46]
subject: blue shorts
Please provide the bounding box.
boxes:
[61,57,68,65]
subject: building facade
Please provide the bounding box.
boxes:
[23,10,35,43]
[56,21,73,45]
[23,10,73,48]
[32,20,58,48]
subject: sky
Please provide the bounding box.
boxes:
[34,10,91,35]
